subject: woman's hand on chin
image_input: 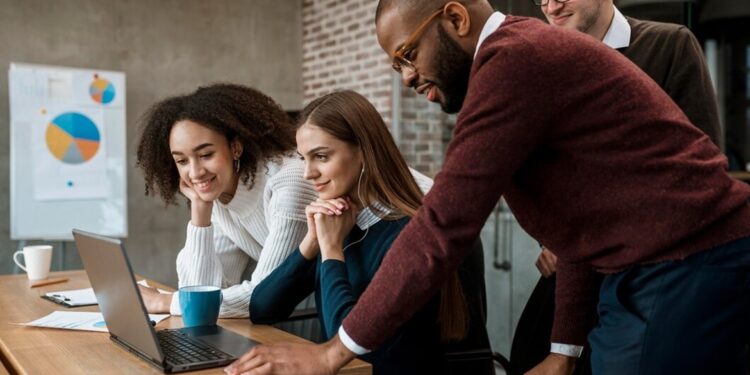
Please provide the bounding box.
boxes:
[313,198,357,261]
[180,179,213,226]
[301,197,346,259]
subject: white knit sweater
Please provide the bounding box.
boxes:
[169,157,317,317]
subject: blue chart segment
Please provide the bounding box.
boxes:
[45,112,101,164]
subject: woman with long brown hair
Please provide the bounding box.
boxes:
[247,90,485,374]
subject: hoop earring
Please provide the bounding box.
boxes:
[234,158,240,173]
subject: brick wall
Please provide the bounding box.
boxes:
[302,0,392,122]
[302,0,450,176]
[398,87,454,174]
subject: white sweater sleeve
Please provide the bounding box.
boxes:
[216,212,308,318]
[170,221,250,316]
[233,173,314,314]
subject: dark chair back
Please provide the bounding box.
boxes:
[510,275,592,375]
[443,239,496,375]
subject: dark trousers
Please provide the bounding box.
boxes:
[589,235,750,375]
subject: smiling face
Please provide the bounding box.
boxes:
[169,120,241,202]
[296,122,362,201]
[541,0,607,37]
[377,6,474,114]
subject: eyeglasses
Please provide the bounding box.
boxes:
[532,0,570,6]
[391,8,444,73]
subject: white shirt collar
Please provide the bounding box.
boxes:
[602,6,631,49]
[355,202,390,230]
[474,11,506,59]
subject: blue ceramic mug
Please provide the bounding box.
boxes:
[179,286,222,327]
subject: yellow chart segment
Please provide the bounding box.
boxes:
[92,79,109,90]
[76,139,100,161]
[46,123,74,160]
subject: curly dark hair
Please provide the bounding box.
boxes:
[136,83,296,205]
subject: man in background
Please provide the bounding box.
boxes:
[512,0,723,373]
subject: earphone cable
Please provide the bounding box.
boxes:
[343,167,369,252]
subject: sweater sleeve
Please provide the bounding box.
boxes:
[552,260,602,345]
[216,182,310,318]
[662,26,722,148]
[318,259,358,339]
[171,221,250,317]
[341,37,550,349]
[249,249,317,324]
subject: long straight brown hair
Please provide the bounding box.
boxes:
[297,90,468,341]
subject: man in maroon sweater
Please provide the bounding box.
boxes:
[225,1,750,374]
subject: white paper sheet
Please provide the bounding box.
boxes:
[16,311,169,333]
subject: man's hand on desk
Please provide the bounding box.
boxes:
[138,284,172,313]
[224,334,355,375]
[525,353,576,375]
[535,248,558,278]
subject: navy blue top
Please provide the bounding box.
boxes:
[250,217,445,375]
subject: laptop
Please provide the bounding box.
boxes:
[72,229,259,373]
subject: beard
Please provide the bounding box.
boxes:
[434,23,474,114]
[575,1,601,34]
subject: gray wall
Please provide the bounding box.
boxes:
[0,0,302,286]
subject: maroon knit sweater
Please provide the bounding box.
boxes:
[342,16,750,347]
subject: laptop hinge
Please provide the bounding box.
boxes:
[110,334,169,371]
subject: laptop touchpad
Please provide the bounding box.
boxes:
[181,325,259,357]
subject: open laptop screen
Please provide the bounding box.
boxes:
[73,229,165,365]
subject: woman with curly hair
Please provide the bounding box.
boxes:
[135,83,317,317]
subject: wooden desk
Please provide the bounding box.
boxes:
[0,270,371,375]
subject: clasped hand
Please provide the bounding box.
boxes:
[299,197,357,261]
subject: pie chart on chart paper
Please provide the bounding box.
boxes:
[89,76,116,104]
[45,112,101,164]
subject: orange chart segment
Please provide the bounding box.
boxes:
[75,139,100,161]
[92,79,109,90]
[46,123,74,160]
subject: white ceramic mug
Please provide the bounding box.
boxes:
[13,245,53,280]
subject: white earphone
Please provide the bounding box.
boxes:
[343,164,369,251]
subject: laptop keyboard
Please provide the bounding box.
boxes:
[157,329,234,365]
